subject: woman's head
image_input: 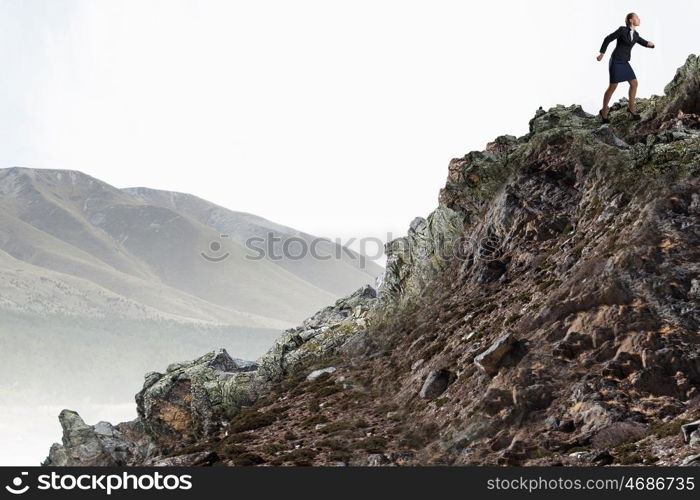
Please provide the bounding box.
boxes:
[626,13,640,27]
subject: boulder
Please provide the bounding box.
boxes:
[474,334,517,376]
[419,369,451,399]
[136,348,259,446]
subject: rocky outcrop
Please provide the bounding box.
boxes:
[635,54,700,137]
[135,348,258,448]
[43,410,155,466]
[256,284,377,382]
[378,207,465,306]
[46,54,700,467]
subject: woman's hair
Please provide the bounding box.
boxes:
[625,12,636,27]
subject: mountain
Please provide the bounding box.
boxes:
[0,168,381,326]
[46,54,699,467]
[123,187,383,297]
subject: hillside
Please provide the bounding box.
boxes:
[45,54,699,467]
[123,187,383,297]
[0,168,380,325]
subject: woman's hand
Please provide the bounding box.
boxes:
[647,41,655,48]
[596,53,604,61]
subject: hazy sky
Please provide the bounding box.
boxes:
[1,0,698,252]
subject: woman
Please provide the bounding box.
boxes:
[596,12,655,123]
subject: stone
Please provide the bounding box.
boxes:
[690,431,700,447]
[680,453,700,466]
[379,205,465,305]
[474,334,517,376]
[419,369,451,399]
[257,284,377,382]
[682,419,700,444]
[43,410,151,466]
[307,367,337,381]
[135,348,259,446]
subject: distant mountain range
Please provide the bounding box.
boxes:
[0,167,382,327]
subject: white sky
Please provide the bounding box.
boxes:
[1,0,698,255]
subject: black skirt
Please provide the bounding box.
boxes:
[609,57,636,83]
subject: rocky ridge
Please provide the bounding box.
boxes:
[45,55,700,466]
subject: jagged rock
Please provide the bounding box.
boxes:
[640,54,700,135]
[307,367,337,381]
[419,369,451,399]
[474,334,517,376]
[680,453,700,466]
[682,419,700,444]
[136,348,259,446]
[689,431,700,447]
[43,410,150,466]
[379,206,465,305]
[257,285,377,382]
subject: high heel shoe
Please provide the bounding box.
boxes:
[627,107,641,120]
[599,108,610,123]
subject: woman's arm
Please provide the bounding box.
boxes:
[599,27,621,54]
[636,35,654,48]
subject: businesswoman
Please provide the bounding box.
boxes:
[597,12,655,122]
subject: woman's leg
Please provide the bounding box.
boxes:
[602,83,618,117]
[628,79,639,112]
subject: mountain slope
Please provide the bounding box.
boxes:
[0,168,378,325]
[123,187,383,296]
[46,55,699,467]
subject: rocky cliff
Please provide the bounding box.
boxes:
[45,54,700,466]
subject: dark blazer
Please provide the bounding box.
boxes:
[599,26,651,61]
